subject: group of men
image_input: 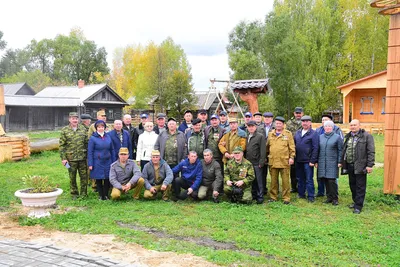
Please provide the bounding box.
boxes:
[59,107,375,213]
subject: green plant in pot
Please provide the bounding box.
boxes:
[15,175,63,218]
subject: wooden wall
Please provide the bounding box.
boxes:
[346,88,386,123]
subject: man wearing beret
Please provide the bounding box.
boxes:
[109,147,144,200]
[142,150,173,201]
[224,146,255,204]
[218,117,247,164]
[185,118,204,159]
[80,114,91,131]
[154,117,187,170]
[286,107,304,193]
[246,120,266,204]
[266,116,296,204]
[59,112,89,199]
[87,109,113,138]
[178,110,193,133]
[294,115,319,202]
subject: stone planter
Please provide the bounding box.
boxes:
[14,188,63,218]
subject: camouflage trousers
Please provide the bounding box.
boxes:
[224,184,252,204]
[68,160,88,196]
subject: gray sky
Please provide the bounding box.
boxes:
[0,0,273,90]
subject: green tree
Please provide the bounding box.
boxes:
[0,31,6,50]
[0,70,53,92]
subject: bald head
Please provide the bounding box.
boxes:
[349,119,361,133]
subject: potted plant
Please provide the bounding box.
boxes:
[14,175,63,218]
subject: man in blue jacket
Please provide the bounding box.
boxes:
[109,120,133,159]
[171,151,203,201]
[294,115,319,202]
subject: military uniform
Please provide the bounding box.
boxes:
[285,117,302,192]
[266,129,295,202]
[223,156,255,203]
[59,123,89,197]
[218,129,247,164]
[187,130,204,159]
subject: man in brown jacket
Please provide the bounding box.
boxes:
[218,117,247,164]
[266,116,295,204]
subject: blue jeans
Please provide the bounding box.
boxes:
[296,163,315,199]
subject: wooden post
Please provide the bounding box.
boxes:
[384,13,400,195]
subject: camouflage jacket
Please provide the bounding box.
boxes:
[285,117,302,136]
[224,158,255,186]
[59,124,88,161]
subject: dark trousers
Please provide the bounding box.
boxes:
[290,162,297,191]
[296,163,315,200]
[322,178,338,202]
[263,164,268,194]
[96,179,110,200]
[172,177,193,200]
[140,160,149,170]
[347,164,367,210]
[251,165,265,201]
[317,177,325,196]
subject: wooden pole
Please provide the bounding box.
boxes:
[384,13,400,195]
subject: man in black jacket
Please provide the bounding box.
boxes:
[245,120,266,204]
[342,119,375,214]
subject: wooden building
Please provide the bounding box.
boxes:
[338,70,387,124]
[1,80,127,132]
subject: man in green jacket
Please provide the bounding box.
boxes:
[198,149,223,203]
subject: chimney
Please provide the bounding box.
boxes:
[78,79,85,88]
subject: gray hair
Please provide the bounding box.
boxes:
[323,121,334,128]
[203,149,213,156]
[123,114,131,119]
[188,151,197,156]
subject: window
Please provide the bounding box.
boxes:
[360,97,374,114]
[108,109,114,119]
[382,96,386,114]
[101,91,106,100]
[92,109,97,119]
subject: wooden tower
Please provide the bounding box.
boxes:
[371,1,400,195]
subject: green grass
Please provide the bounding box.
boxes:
[6,130,61,141]
[0,134,398,266]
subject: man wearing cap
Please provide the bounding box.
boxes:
[253,112,266,136]
[142,150,173,201]
[109,120,133,159]
[171,151,203,200]
[197,109,209,129]
[198,149,223,202]
[266,116,295,204]
[218,117,247,164]
[246,120,267,204]
[59,112,89,199]
[80,114,92,131]
[262,111,275,193]
[315,114,344,197]
[204,114,226,169]
[240,112,253,132]
[286,107,304,193]
[219,111,230,129]
[109,147,145,200]
[87,109,113,138]
[154,117,187,169]
[185,118,204,159]
[132,113,149,159]
[224,146,255,204]
[294,115,319,202]
[154,113,168,134]
[178,110,193,133]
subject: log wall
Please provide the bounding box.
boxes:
[0,136,30,163]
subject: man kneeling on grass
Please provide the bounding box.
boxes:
[109,147,144,200]
[171,151,203,201]
[142,150,173,201]
[198,149,223,203]
[224,146,255,204]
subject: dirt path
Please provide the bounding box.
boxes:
[0,212,219,267]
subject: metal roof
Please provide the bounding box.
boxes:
[35,83,108,101]
[3,83,28,95]
[196,92,219,109]
[5,95,81,107]
[231,79,270,90]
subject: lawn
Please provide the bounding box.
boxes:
[0,134,398,266]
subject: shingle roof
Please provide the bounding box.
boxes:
[3,83,27,95]
[36,84,107,101]
[196,92,219,109]
[5,95,80,107]
[231,79,270,91]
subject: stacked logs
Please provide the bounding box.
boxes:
[0,136,30,163]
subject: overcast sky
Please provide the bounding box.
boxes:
[0,0,273,91]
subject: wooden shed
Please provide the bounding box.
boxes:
[338,70,387,124]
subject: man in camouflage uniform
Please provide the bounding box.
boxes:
[224,146,255,204]
[267,116,296,204]
[59,112,89,199]
[185,118,204,159]
[285,107,304,193]
[204,114,226,170]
